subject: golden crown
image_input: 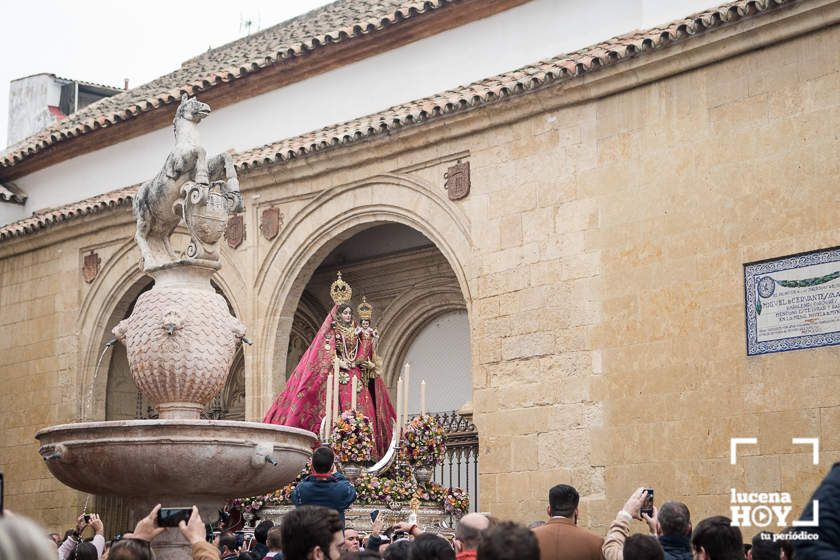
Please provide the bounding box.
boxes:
[330,271,352,305]
[357,296,373,321]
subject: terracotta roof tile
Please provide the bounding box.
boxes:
[0,183,27,204]
[0,185,135,240]
[235,0,794,170]
[0,0,795,241]
[0,0,454,169]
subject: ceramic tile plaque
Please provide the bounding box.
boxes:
[745,247,840,355]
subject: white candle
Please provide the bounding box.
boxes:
[420,380,427,415]
[351,376,358,411]
[333,361,340,421]
[403,363,410,426]
[325,374,333,439]
[396,376,403,432]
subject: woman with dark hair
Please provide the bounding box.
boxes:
[58,513,106,560]
[71,541,99,560]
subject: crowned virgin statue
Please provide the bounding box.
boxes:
[263,273,396,458]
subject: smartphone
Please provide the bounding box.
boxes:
[641,488,654,517]
[83,514,91,523]
[370,509,379,523]
[0,472,4,516]
[157,507,193,527]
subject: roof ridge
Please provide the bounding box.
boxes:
[235,0,794,170]
[0,0,800,241]
[1,0,455,168]
[180,0,345,67]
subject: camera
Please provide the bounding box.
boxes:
[640,488,654,517]
[157,507,192,527]
[83,514,90,524]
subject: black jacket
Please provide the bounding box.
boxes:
[794,462,840,560]
[658,535,692,560]
[291,472,357,526]
[250,542,269,558]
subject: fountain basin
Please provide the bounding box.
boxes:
[36,419,316,498]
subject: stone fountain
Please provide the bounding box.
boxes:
[36,95,316,559]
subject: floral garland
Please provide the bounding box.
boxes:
[331,409,375,464]
[402,414,446,466]
[237,469,469,516]
[352,473,469,515]
[229,495,269,514]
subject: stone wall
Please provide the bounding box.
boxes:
[0,236,89,529]
[0,11,839,538]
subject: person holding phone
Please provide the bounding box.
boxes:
[602,487,660,560]
[291,446,357,528]
[107,504,222,560]
[57,513,105,560]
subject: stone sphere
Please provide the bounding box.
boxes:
[113,285,246,417]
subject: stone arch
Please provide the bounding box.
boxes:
[254,173,473,417]
[78,233,248,421]
[376,282,467,388]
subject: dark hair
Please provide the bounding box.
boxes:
[624,534,664,560]
[477,521,538,560]
[411,533,455,560]
[691,516,743,560]
[455,520,483,550]
[777,527,795,560]
[72,541,98,560]
[254,519,274,544]
[313,445,336,474]
[267,526,283,551]
[282,505,342,560]
[658,501,691,537]
[384,539,411,560]
[750,532,781,560]
[218,531,237,552]
[548,484,579,517]
[337,303,352,318]
[108,539,154,560]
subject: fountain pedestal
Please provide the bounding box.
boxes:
[36,97,315,559]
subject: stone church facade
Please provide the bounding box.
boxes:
[0,0,838,535]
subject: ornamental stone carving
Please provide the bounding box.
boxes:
[132,94,243,272]
[112,267,246,419]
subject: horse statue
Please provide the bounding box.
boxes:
[134,94,243,271]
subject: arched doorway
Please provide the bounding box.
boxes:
[279,223,470,411]
[274,222,479,510]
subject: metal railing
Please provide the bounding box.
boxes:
[421,410,480,513]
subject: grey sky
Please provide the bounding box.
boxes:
[0,0,332,149]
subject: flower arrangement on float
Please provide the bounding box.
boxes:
[331,409,374,464]
[402,414,446,466]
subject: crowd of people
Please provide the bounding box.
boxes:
[0,448,835,560]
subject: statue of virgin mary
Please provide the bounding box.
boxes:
[263,272,396,458]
